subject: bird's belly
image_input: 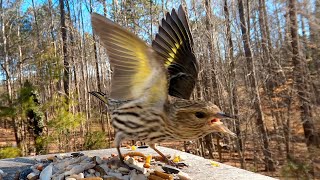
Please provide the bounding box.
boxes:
[111,108,169,144]
[128,131,170,143]
[114,126,170,144]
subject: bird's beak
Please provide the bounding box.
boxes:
[210,119,236,137]
[216,112,233,119]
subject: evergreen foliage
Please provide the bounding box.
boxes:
[0,146,22,159]
[83,131,107,150]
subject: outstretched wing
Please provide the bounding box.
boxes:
[152,5,198,100]
[91,13,167,105]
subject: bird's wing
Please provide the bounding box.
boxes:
[152,5,198,100]
[91,13,167,105]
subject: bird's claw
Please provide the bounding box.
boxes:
[120,160,132,170]
[167,160,189,168]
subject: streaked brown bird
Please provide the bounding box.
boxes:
[90,5,235,164]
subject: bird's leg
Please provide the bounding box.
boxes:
[150,144,169,162]
[114,132,131,169]
[117,145,125,162]
[111,145,133,170]
[115,132,125,161]
[150,144,188,168]
[116,145,135,170]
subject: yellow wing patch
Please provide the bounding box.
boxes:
[91,13,167,104]
[165,42,181,67]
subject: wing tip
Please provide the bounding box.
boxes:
[91,12,113,27]
[178,5,185,15]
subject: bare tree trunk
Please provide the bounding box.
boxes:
[237,0,275,171]
[288,0,319,149]
[90,0,106,134]
[204,0,220,105]
[31,0,41,48]
[60,0,69,100]
[310,0,320,75]
[102,0,107,17]
[203,0,220,160]
[258,0,285,157]
[1,0,22,150]
[48,0,57,55]
[90,0,101,93]
[65,1,75,108]
[1,2,12,103]
[149,0,153,41]
[78,0,89,137]
[309,0,320,104]
[17,19,23,88]
[223,0,244,169]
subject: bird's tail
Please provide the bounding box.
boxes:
[89,91,108,104]
[89,91,128,111]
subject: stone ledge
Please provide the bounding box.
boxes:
[0,146,277,180]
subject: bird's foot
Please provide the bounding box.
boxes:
[107,156,132,170]
[161,162,188,175]
[166,160,188,168]
[120,159,132,170]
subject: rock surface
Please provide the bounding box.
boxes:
[0,146,277,180]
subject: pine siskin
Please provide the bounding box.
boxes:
[90,5,235,164]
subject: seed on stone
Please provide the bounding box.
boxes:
[118,167,130,174]
[27,172,38,180]
[65,178,76,180]
[88,169,95,174]
[36,164,43,171]
[94,171,101,177]
[80,177,103,180]
[143,163,150,168]
[177,171,192,180]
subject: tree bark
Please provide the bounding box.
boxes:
[60,0,69,100]
[224,0,244,168]
[258,0,285,157]
[203,0,220,160]
[237,0,275,171]
[0,0,22,150]
[288,0,319,149]
[309,0,320,104]
[90,0,102,93]
[31,0,41,48]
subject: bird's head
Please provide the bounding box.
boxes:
[168,99,236,139]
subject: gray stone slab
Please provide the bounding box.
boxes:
[0,146,277,180]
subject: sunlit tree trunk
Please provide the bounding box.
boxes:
[289,0,320,176]
[309,0,320,104]
[224,0,244,168]
[0,0,21,152]
[237,0,275,171]
[60,0,69,100]
[288,0,319,149]
[203,0,221,160]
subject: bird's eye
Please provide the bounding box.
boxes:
[195,112,206,118]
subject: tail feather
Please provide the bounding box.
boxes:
[89,91,108,104]
[89,91,129,111]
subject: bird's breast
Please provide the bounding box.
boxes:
[111,104,170,143]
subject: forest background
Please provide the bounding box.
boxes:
[0,0,320,178]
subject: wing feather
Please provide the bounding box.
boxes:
[152,5,198,99]
[91,13,167,104]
